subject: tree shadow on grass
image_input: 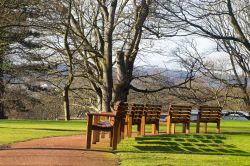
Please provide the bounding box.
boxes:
[220,132,250,136]
[119,134,250,156]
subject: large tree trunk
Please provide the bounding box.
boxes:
[0,54,6,119]
[63,86,70,121]
[101,55,113,112]
[113,84,130,103]
[101,42,113,112]
[101,52,113,112]
[101,1,116,112]
[112,51,130,103]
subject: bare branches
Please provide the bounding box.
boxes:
[154,0,250,110]
[130,75,193,93]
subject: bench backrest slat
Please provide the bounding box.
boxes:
[144,104,162,123]
[130,104,144,124]
[129,103,162,124]
[168,105,192,123]
[198,106,222,122]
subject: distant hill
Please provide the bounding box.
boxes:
[133,66,189,81]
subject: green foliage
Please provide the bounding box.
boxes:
[0,120,86,145]
[117,120,250,166]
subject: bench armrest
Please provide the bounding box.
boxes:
[87,112,116,117]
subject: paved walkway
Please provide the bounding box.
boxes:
[0,135,118,166]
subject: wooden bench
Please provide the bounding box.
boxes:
[141,104,162,135]
[127,103,162,136]
[166,105,192,134]
[127,103,145,137]
[196,106,222,133]
[119,103,130,139]
[86,101,128,150]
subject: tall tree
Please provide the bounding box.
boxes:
[50,0,194,113]
[156,0,250,111]
[0,0,40,118]
[54,0,152,112]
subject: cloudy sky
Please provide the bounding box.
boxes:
[136,36,229,70]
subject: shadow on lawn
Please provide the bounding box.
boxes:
[221,132,250,136]
[122,134,250,156]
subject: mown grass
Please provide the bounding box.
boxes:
[117,120,250,166]
[0,120,86,145]
[1,119,249,166]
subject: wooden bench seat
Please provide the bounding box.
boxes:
[86,101,128,150]
[142,104,162,135]
[166,105,192,134]
[196,106,222,133]
[127,103,144,137]
[127,103,162,137]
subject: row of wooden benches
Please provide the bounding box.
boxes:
[86,101,222,150]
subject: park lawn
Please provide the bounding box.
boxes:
[1,120,249,166]
[117,120,250,166]
[0,120,86,145]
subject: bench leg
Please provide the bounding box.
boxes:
[141,116,146,136]
[152,124,155,134]
[137,124,141,136]
[216,122,220,133]
[186,123,190,134]
[117,123,121,144]
[124,115,129,138]
[110,130,113,147]
[171,124,176,134]
[120,123,124,140]
[156,123,159,134]
[112,126,118,150]
[92,116,100,144]
[124,125,128,138]
[92,131,100,144]
[182,123,186,133]
[204,123,207,133]
[86,129,92,149]
[86,115,93,149]
[152,123,159,135]
[128,116,132,137]
[166,118,171,134]
[196,122,200,133]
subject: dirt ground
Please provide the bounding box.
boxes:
[0,135,118,166]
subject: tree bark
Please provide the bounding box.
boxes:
[62,0,73,120]
[113,51,130,103]
[102,39,113,112]
[63,87,70,121]
[96,94,102,112]
[0,52,6,119]
[100,0,117,112]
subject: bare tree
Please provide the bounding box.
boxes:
[156,0,250,111]
[48,0,196,112]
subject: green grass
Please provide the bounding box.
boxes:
[117,120,250,166]
[1,120,249,166]
[0,120,86,145]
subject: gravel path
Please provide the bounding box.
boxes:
[0,135,118,166]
